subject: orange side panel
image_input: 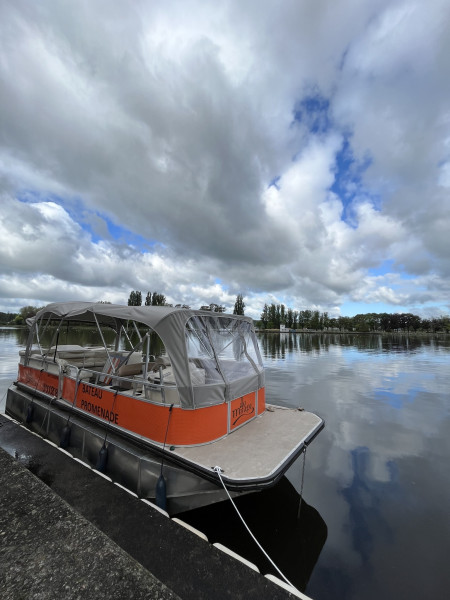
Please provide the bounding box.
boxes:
[18,365,59,397]
[63,378,228,445]
[257,387,266,414]
[19,366,265,446]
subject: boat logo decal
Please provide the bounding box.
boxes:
[231,397,255,426]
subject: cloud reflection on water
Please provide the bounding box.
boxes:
[259,332,450,599]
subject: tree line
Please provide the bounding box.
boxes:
[127,290,246,315]
[257,304,450,333]
[128,290,167,306]
[1,295,448,333]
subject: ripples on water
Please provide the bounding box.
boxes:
[1,329,449,599]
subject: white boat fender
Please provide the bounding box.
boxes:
[156,403,174,511]
[96,442,109,472]
[59,423,71,449]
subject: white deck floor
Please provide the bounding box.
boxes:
[174,405,323,481]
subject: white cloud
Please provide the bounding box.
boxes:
[0,0,449,316]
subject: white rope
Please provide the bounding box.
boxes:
[297,447,307,520]
[213,465,299,591]
[0,389,8,416]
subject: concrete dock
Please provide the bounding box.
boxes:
[0,414,303,599]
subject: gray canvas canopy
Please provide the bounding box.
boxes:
[28,302,264,409]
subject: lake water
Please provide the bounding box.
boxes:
[1,328,449,599]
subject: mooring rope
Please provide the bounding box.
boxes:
[0,388,7,406]
[297,447,307,520]
[213,465,299,591]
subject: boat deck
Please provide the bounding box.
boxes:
[174,405,323,482]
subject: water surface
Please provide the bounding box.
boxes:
[1,329,449,599]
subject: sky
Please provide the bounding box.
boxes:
[1,0,450,320]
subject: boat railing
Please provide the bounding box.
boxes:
[18,351,67,400]
[63,363,179,406]
[20,350,67,374]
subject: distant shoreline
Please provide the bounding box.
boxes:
[256,329,450,336]
[2,324,448,336]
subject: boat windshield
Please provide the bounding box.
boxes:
[185,315,263,384]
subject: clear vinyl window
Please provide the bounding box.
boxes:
[185,315,263,384]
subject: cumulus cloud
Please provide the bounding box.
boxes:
[0,0,449,317]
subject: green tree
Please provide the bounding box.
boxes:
[0,312,18,325]
[353,313,370,332]
[152,292,166,306]
[310,310,320,330]
[280,304,285,326]
[390,313,401,332]
[328,317,338,330]
[260,304,269,328]
[145,292,152,306]
[337,316,352,331]
[268,304,277,328]
[299,310,312,329]
[233,294,245,315]
[286,308,293,328]
[127,291,142,306]
[276,305,281,328]
[20,305,41,320]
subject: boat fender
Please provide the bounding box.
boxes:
[155,474,167,511]
[59,424,71,449]
[25,404,34,423]
[96,443,109,472]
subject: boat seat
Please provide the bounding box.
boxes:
[147,359,205,386]
[150,356,171,371]
[103,352,143,389]
[21,353,67,376]
[118,362,144,377]
[40,346,109,368]
[191,357,221,383]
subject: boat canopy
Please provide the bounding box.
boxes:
[28,302,264,409]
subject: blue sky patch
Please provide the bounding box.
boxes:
[368,260,395,277]
[291,96,375,223]
[331,137,374,218]
[293,93,331,134]
[17,191,158,252]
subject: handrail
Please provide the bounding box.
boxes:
[63,365,175,404]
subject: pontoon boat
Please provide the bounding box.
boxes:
[6,302,323,513]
